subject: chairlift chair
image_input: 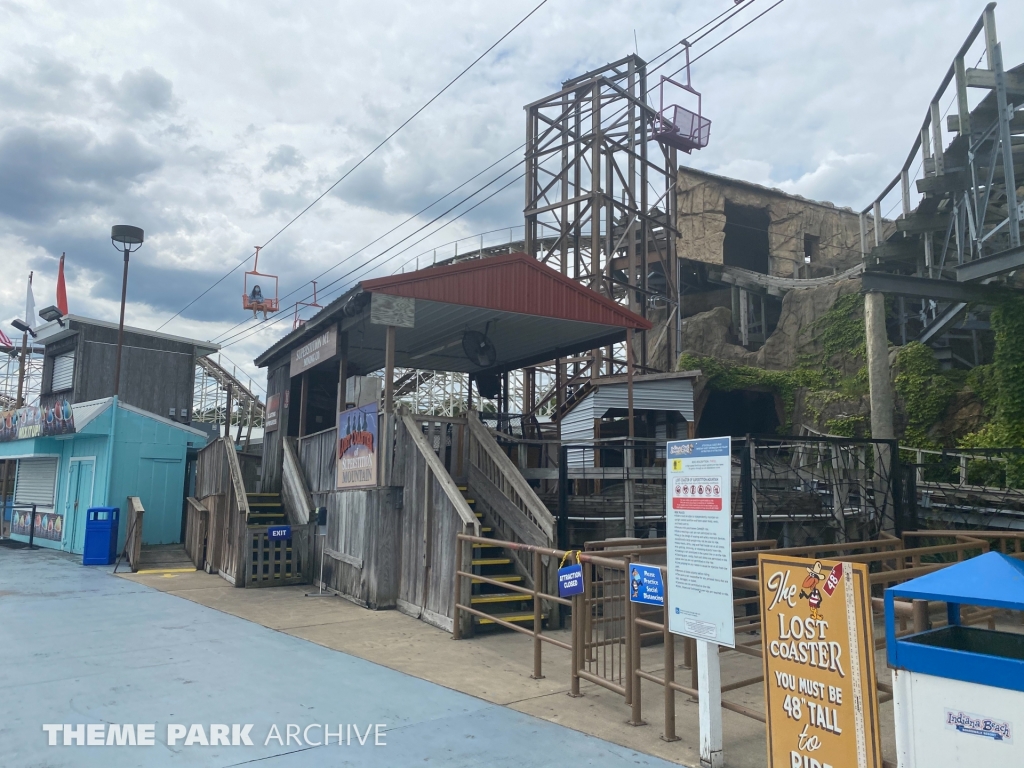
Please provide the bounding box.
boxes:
[242,246,280,319]
[292,281,323,330]
[652,43,711,154]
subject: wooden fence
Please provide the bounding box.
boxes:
[184,497,209,570]
[192,437,250,585]
[246,522,316,587]
[125,496,145,573]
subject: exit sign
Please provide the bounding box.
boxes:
[267,525,291,541]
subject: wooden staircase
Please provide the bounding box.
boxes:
[246,493,287,526]
[462,485,542,628]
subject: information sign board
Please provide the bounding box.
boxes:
[665,437,735,647]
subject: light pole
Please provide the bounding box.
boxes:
[110,225,144,397]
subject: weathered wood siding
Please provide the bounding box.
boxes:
[312,488,400,608]
[261,359,291,493]
[193,438,248,585]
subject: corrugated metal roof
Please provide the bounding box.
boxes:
[362,252,651,331]
[561,375,695,468]
[256,253,654,373]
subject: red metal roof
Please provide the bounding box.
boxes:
[361,252,652,331]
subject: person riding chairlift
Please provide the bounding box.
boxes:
[250,284,267,319]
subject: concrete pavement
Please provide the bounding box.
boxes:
[0,547,680,767]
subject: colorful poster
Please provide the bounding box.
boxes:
[665,437,735,647]
[336,402,378,489]
[11,507,64,542]
[0,396,75,442]
[759,554,883,768]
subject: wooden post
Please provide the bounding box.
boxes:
[384,326,396,415]
[298,373,308,438]
[336,330,348,414]
[697,640,724,768]
[224,382,233,441]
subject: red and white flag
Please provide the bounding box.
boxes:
[56,252,68,315]
[0,327,12,347]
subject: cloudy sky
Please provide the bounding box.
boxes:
[2,0,1022,389]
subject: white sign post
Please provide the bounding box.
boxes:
[666,436,735,768]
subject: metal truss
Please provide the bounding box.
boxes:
[525,54,678,391]
[861,5,1023,364]
[0,348,42,409]
[193,355,265,443]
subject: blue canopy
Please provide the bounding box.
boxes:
[888,551,1024,611]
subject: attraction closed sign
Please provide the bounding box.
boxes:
[290,327,338,377]
[759,554,882,768]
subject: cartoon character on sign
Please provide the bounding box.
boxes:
[800,560,826,620]
[631,568,642,600]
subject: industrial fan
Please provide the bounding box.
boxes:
[462,325,497,368]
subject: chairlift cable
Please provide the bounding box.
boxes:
[213,1,759,344]
[216,171,525,350]
[156,0,552,332]
[209,144,526,343]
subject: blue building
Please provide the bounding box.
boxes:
[1,396,207,555]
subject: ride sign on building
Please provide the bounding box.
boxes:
[759,554,883,768]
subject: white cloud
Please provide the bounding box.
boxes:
[0,0,1021,385]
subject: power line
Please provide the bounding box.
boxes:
[158,0,552,332]
[666,0,788,79]
[208,144,525,344]
[218,171,526,350]
[211,156,525,346]
[216,0,785,350]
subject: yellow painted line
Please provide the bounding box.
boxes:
[136,567,197,574]
[472,558,511,566]
[472,594,530,604]
[477,613,536,625]
[472,574,522,584]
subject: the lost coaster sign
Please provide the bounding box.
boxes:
[759,554,883,768]
[629,564,664,606]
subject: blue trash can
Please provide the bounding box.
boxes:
[83,507,119,565]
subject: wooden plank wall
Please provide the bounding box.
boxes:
[236,452,262,494]
[184,497,209,570]
[290,414,473,628]
[261,360,291,493]
[396,418,474,631]
[311,488,400,608]
[193,438,246,586]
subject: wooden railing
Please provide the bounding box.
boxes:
[282,437,313,525]
[191,437,250,586]
[184,497,209,570]
[125,496,145,573]
[466,413,555,548]
[401,414,479,632]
